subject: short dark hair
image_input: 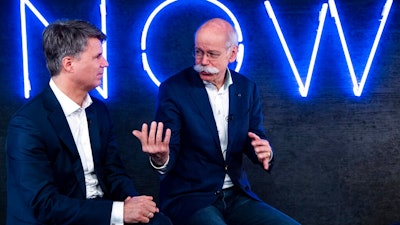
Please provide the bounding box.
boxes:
[42,20,106,76]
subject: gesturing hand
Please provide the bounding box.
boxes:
[132,121,171,166]
[248,132,272,171]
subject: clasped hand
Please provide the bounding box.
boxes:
[123,196,159,223]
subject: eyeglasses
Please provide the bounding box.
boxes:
[192,48,223,60]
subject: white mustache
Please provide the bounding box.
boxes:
[193,64,219,74]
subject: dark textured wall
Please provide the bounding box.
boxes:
[1,0,399,224]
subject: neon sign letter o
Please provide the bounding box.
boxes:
[141,0,244,86]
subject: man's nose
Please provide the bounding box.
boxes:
[101,56,109,67]
[199,54,211,65]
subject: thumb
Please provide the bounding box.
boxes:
[248,132,260,140]
[132,130,141,138]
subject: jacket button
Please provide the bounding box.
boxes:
[215,190,221,195]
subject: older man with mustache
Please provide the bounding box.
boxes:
[134,18,301,225]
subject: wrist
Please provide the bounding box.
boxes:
[150,154,167,166]
[149,155,169,170]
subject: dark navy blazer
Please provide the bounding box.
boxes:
[5,86,138,225]
[155,67,268,225]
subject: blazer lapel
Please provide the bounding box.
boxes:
[85,105,101,167]
[187,69,221,149]
[228,77,242,134]
[227,72,244,160]
[43,86,86,194]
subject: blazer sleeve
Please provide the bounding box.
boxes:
[5,92,136,225]
[154,80,182,174]
[6,113,114,225]
[240,76,269,165]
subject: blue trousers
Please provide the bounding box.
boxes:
[186,187,301,225]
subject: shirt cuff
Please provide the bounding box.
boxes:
[149,155,169,174]
[110,201,124,225]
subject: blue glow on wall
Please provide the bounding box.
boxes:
[20,0,109,99]
[265,1,328,97]
[265,0,392,97]
[19,0,393,98]
[328,0,392,97]
[141,0,244,86]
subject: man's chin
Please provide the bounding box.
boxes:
[200,75,218,83]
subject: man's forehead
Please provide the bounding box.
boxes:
[195,36,226,48]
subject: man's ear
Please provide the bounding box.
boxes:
[228,45,238,63]
[62,56,74,73]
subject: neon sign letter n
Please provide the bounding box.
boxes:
[20,0,109,99]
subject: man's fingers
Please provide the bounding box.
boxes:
[132,122,170,154]
[263,160,270,170]
[156,122,164,144]
[132,123,149,144]
[248,132,261,141]
[141,123,149,144]
[132,130,141,139]
[148,121,157,144]
[164,128,171,145]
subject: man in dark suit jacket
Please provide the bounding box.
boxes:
[133,18,301,225]
[5,19,171,225]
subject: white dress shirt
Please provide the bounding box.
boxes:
[204,70,234,189]
[50,79,123,225]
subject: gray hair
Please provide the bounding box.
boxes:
[225,24,238,49]
[195,18,238,49]
[42,20,106,76]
